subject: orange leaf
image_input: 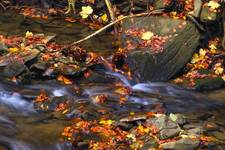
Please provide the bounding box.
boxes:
[57,75,73,85]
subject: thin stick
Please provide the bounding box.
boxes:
[104,0,118,37]
[0,3,6,11]
[104,0,116,21]
[70,10,163,46]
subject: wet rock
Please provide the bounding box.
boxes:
[211,130,225,141]
[30,61,48,73]
[3,62,26,78]
[0,49,40,68]
[61,65,82,76]
[77,141,89,150]
[123,16,201,81]
[81,110,99,120]
[147,115,181,139]
[187,126,203,138]
[79,71,115,84]
[169,113,187,125]
[161,137,200,150]
[19,89,41,100]
[141,136,158,150]
[203,122,219,131]
[120,114,147,123]
[115,122,134,131]
[194,77,225,91]
[159,127,181,140]
[23,49,40,64]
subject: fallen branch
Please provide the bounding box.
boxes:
[70,9,164,46]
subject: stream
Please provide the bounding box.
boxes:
[0,11,225,150]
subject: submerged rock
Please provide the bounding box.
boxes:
[122,16,201,81]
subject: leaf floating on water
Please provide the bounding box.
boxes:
[34,91,49,103]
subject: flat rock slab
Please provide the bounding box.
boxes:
[122,16,201,81]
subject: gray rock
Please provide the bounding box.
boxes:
[122,16,201,81]
[212,130,225,141]
[141,136,159,150]
[161,137,200,150]
[169,113,187,125]
[30,61,48,72]
[3,62,26,77]
[147,115,181,140]
[187,126,203,138]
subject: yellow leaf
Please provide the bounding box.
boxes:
[209,44,217,50]
[25,31,33,38]
[191,53,199,64]
[208,1,220,10]
[130,112,135,115]
[199,49,206,57]
[126,134,136,141]
[80,6,93,19]
[141,31,154,40]
[215,67,224,75]
[9,47,19,53]
[101,13,108,23]
[99,119,114,125]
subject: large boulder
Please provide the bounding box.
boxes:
[122,16,201,81]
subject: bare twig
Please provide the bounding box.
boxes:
[70,10,164,46]
[222,3,225,49]
[0,3,6,11]
[104,0,118,37]
[104,0,116,21]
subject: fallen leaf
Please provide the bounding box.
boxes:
[101,13,108,23]
[8,47,19,53]
[57,75,73,84]
[208,1,220,10]
[80,6,93,19]
[141,31,154,40]
[25,31,33,38]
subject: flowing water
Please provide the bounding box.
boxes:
[0,11,225,150]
